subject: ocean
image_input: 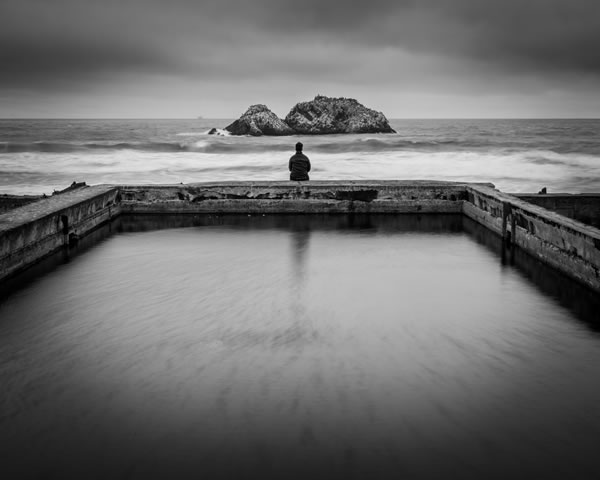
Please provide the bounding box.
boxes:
[1,118,599,195]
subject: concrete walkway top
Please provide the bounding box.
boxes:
[0,185,117,234]
[119,180,495,189]
[472,184,600,241]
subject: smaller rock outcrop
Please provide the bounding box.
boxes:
[285,95,395,134]
[225,105,295,136]
[207,128,229,136]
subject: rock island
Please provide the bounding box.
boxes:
[221,95,396,136]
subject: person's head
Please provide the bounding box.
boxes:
[295,142,303,152]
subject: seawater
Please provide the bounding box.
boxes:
[1,118,600,194]
[1,215,599,479]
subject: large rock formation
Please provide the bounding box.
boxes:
[225,104,295,136]
[285,95,396,134]
[222,96,396,136]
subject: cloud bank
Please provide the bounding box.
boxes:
[1,0,599,117]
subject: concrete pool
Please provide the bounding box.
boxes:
[1,214,599,479]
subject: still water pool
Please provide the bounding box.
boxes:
[1,215,599,479]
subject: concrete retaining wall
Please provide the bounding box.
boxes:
[464,185,600,292]
[2,180,600,293]
[515,194,600,229]
[0,186,120,281]
[118,181,471,214]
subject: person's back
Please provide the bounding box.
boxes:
[289,142,311,181]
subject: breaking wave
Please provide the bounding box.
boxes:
[0,141,187,154]
[0,137,532,155]
[1,118,600,195]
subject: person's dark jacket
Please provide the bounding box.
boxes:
[289,152,311,181]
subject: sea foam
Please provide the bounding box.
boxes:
[1,118,600,195]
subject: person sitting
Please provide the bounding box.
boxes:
[289,142,311,181]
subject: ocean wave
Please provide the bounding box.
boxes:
[3,147,600,196]
[312,138,471,152]
[0,136,483,155]
[0,141,187,154]
[1,136,598,160]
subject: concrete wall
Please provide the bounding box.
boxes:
[0,181,479,282]
[2,180,600,293]
[0,186,120,281]
[118,181,474,214]
[464,185,600,292]
[515,194,600,229]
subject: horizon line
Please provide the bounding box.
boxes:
[1,117,600,121]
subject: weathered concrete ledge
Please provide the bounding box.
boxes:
[1,180,599,293]
[514,193,600,229]
[0,186,120,281]
[464,185,600,292]
[118,181,474,214]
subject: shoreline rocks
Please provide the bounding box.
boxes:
[221,96,395,136]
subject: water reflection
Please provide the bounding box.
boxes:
[462,216,600,330]
[0,217,121,302]
[290,217,311,283]
[1,214,600,479]
[288,219,312,334]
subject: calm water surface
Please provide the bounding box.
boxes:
[1,215,599,479]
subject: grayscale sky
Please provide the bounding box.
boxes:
[1,0,599,118]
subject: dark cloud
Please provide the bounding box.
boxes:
[247,0,600,74]
[0,39,171,87]
[437,0,600,73]
[1,0,599,116]
[0,0,174,88]
[2,0,600,83]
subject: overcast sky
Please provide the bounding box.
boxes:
[1,0,599,118]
